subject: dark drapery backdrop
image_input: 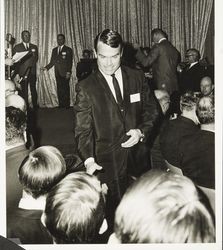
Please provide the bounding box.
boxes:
[4,0,214,107]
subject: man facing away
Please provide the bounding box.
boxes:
[42,34,73,108]
[12,30,38,109]
[134,28,181,96]
[73,29,158,229]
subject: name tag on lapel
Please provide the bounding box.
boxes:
[130,93,140,103]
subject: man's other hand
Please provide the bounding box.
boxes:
[85,162,103,175]
[121,129,143,148]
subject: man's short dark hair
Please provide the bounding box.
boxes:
[57,34,65,39]
[94,29,123,51]
[196,96,214,124]
[6,106,26,143]
[44,172,106,244]
[151,28,168,40]
[18,146,66,199]
[21,30,30,37]
[180,91,199,111]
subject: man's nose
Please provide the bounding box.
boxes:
[106,57,112,66]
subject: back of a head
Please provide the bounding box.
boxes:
[18,146,66,199]
[6,106,26,145]
[5,94,26,113]
[44,172,105,244]
[196,96,214,125]
[94,29,123,52]
[154,90,170,115]
[151,28,167,43]
[82,49,91,59]
[114,169,215,243]
[180,91,198,112]
[5,80,17,97]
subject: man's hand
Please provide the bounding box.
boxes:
[121,129,143,148]
[5,58,15,66]
[85,161,103,175]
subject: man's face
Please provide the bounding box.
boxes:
[95,41,122,75]
[200,79,213,96]
[185,50,197,64]
[57,36,65,46]
[22,31,30,43]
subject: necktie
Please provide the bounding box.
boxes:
[111,74,124,111]
[26,43,29,50]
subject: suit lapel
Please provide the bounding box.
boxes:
[121,66,130,116]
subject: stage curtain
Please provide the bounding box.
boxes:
[5,0,213,107]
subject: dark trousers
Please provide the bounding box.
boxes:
[20,74,38,109]
[55,75,70,108]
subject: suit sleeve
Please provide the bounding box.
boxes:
[135,45,159,67]
[73,83,94,161]
[67,48,73,73]
[45,49,56,70]
[138,73,159,141]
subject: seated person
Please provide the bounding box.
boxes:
[200,76,214,97]
[42,172,108,244]
[7,146,66,244]
[76,49,96,81]
[178,96,215,189]
[6,107,28,211]
[109,169,215,243]
[179,48,207,93]
[160,91,199,166]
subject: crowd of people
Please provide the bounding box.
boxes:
[4,28,215,246]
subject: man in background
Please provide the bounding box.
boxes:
[12,30,38,109]
[134,28,181,96]
[42,34,73,108]
[76,49,96,81]
[200,76,214,97]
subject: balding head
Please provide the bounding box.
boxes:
[5,80,17,98]
[5,94,26,113]
[200,76,214,96]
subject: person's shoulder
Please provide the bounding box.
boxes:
[121,65,144,77]
[13,43,22,49]
[64,45,73,51]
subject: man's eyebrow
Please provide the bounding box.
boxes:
[98,52,120,57]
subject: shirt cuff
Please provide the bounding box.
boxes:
[84,157,95,167]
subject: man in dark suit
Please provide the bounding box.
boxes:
[160,92,199,167]
[179,48,207,93]
[178,96,215,189]
[134,28,181,96]
[13,30,38,109]
[42,34,73,108]
[74,29,158,229]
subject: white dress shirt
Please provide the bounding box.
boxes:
[99,67,123,102]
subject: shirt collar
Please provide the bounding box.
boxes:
[19,195,46,210]
[99,66,122,80]
[158,37,167,43]
[189,61,199,68]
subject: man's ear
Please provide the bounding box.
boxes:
[108,233,121,244]
[93,49,97,58]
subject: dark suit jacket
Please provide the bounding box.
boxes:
[12,43,38,77]
[178,130,215,189]
[45,45,73,77]
[74,66,159,183]
[179,62,206,93]
[135,40,181,95]
[160,116,199,167]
